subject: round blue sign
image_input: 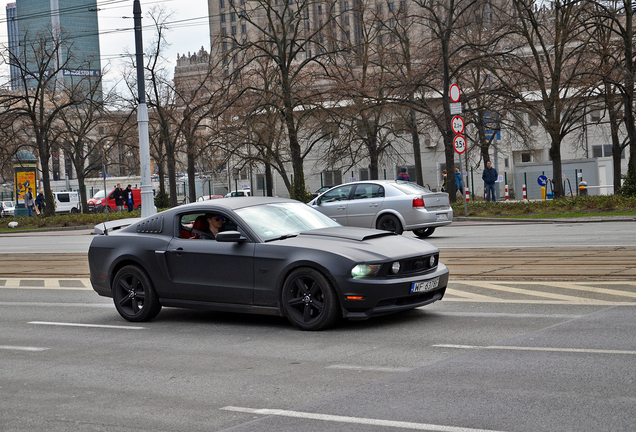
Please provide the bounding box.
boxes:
[537,175,548,186]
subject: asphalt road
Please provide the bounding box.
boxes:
[1,219,635,431]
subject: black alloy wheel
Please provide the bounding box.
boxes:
[282,267,340,331]
[112,265,162,322]
[413,227,436,238]
[376,214,403,234]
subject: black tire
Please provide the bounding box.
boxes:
[112,265,162,322]
[413,227,436,238]
[103,206,110,214]
[71,207,79,214]
[376,214,403,234]
[282,267,340,331]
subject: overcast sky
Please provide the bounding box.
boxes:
[0,0,211,93]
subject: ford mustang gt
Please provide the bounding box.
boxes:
[89,197,449,330]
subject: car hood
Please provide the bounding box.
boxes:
[274,227,439,261]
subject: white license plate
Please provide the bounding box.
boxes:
[411,277,440,293]
[436,214,448,221]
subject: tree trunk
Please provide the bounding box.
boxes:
[408,108,423,185]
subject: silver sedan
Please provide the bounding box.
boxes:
[307,180,453,238]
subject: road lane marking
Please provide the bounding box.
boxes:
[440,298,635,305]
[467,281,615,304]
[0,278,91,290]
[220,406,506,432]
[0,345,49,352]
[29,321,145,330]
[326,365,413,373]
[543,282,636,299]
[433,344,636,355]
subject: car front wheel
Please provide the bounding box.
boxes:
[413,227,435,238]
[376,214,403,234]
[282,267,340,331]
[112,265,162,322]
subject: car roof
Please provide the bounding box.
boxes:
[168,196,299,214]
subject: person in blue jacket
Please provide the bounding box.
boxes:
[454,168,463,196]
[397,167,410,181]
[482,161,498,202]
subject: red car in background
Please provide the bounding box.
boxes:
[88,188,142,213]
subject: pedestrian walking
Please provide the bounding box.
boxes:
[35,189,45,213]
[397,167,410,181]
[454,168,463,196]
[109,183,125,212]
[482,161,498,202]
[125,185,134,212]
[25,187,35,216]
[441,170,448,192]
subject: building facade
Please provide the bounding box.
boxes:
[12,0,102,91]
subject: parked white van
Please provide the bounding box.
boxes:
[54,191,82,214]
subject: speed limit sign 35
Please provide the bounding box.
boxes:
[453,135,467,154]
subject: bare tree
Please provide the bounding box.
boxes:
[496,0,596,198]
[0,28,81,215]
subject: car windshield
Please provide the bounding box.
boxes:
[92,190,105,199]
[392,182,432,195]
[236,202,340,241]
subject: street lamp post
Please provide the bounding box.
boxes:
[134,0,157,217]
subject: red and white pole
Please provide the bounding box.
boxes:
[505,184,509,201]
[465,188,470,203]
[523,184,527,200]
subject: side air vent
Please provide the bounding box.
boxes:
[136,216,164,234]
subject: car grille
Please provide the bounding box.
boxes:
[382,253,438,277]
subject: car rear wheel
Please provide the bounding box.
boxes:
[112,265,162,322]
[282,267,340,331]
[413,227,435,238]
[376,214,403,234]
[71,207,79,214]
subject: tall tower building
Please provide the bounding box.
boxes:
[5,2,21,90]
[11,0,102,92]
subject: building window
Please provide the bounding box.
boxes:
[359,168,369,181]
[232,26,237,35]
[344,1,349,11]
[345,15,349,25]
[231,12,236,21]
[323,170,342,186]
[521,153,531,162]
[256,174,266,191]
[529,113,538,126]
[222,27,227,35]
[592,145,626,159]
[222,42,228,52]
[221,13,226,23]
[389,2,395,11]
[220,0,225,8]
[590,110,602,122]
[318,5,322,14]
[504,158,509,168]
[242,24,247,34]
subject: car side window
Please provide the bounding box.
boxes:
[321,185,353,203]
[57,193,69,203]
[371,185,384,198]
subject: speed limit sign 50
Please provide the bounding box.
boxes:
[453,135,467,154]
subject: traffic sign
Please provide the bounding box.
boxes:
[538,175,548,186]
[450,84,461,103]
[451,116,464,135]
[453,135,467,154]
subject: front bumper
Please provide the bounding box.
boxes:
[336,263,449,319]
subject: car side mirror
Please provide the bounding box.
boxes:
[316,197,322,205]
[216,231,246,243]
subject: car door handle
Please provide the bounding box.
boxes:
[338,206,346,210]
[369,203,378,207]
[170,248,185,256]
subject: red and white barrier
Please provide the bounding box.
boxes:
[505,184,509,201]
[523,184,527,200]
[465,189,469,203]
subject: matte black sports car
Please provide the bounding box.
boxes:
[88,197,449,330]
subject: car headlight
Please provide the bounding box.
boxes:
[430,255,437,267]
[351,264,382,278]
[390,261,401,274]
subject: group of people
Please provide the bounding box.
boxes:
[23,187,45,217]
[400,161,499,202]
[108,183,135,212]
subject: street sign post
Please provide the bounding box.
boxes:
[451,116,464,135]
[453,135,467,154]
